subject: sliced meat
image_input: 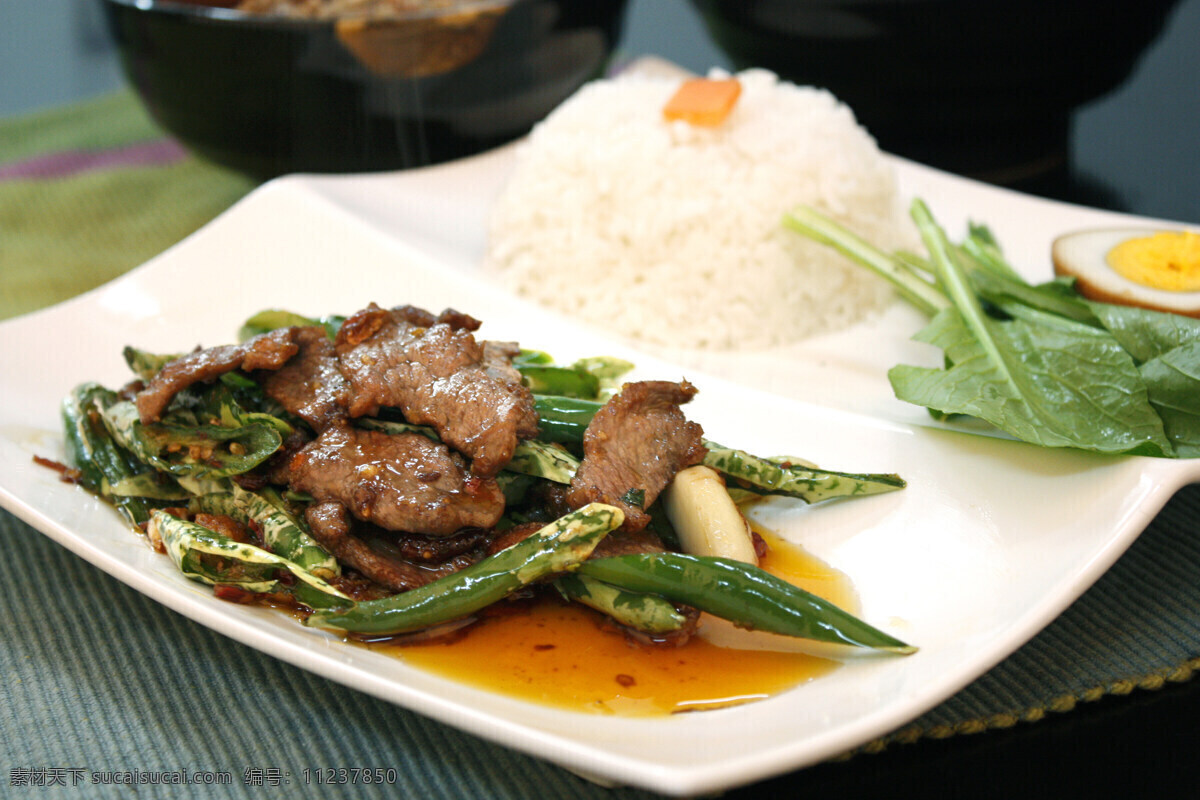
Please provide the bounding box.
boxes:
[304,502,462,593]
[389,527,491,563]
[334,303,538,476]
[565,380,707,532]
[257,325,348,431]
[485,520,545,556]
[591,527,669,559]
[136,327,300,423]
[481,340,524,386]
[287,424,504,537]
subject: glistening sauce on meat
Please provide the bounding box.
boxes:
[363,531,854,715]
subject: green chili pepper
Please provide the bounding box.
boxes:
[532,395,603,444]
[307,503,623,635]
[516,354,633,399]
[514,349,554,367]
[576,553,915,653]
[518,364,602,399]
[571,355,635,386]
[529,399,906,505]
[504,439,579,484]
[237,309,344,342]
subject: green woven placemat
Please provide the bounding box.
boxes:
[0,92,255,321]
[4,486,1198,798]
[2,93,1199,798]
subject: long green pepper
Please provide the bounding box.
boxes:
[554,573,686,634]
[307,503,624,635]
[577,553,915,652]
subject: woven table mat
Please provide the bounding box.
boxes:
[0,92,254,321]
[2,93,1199,798]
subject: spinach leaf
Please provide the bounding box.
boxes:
[897,201,1173,457]
[890,306,1172,456]
[784,200,1197,459]
[1085,302,1200,364]
[1139,340,1200,458]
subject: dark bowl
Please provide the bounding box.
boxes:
[100,0,628,177]
[691,0,1179,186]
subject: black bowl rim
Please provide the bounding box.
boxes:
[101,0,521,27]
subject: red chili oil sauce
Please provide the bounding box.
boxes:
[366,529,856,716]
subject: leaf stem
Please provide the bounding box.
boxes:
[783,206,950,317]
[909,199,1017,388]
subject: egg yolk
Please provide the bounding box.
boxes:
[1106,231,1200,292]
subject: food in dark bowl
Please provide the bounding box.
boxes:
[100,0,629,177]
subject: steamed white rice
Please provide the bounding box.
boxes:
[484,69,911,351]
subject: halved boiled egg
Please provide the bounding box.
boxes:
[1052,228,1200,317]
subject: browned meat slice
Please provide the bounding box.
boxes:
[304,502,465,593]
[334,303,538,476]
[485,520,545,556]
[591,527,670,559]
[257,326,348,431]
[287,424,504,536]
[390,527,491,563]
[136,327,300,423]
[565,380,707,532]
[481,340,524,385]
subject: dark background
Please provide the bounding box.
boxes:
[3,0,1197,224]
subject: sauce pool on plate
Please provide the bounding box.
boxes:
[366,530,856,715]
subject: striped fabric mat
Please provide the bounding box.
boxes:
[0,92,254,322]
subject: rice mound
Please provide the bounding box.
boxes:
[485,69,909,351]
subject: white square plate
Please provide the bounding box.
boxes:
[2,143,1197,796]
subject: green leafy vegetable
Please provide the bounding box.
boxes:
[100,400,284,479]
[1139,341,1200,457]
[784,200,1198,458]
[152,510,350,610]
[62,383,169,528]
